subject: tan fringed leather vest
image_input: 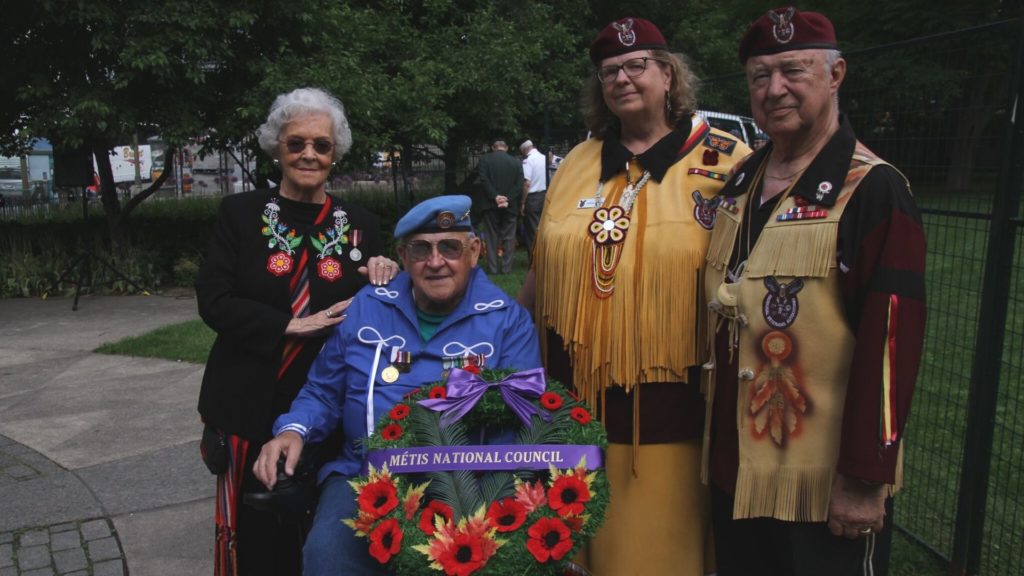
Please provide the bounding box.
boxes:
[703,145,901,521]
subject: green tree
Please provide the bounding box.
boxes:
[4,0,348,244]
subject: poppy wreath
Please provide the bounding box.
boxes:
[345,367,609,576]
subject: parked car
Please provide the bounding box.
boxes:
[697,110,766,148]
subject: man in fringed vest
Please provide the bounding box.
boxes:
[703,7,926,576]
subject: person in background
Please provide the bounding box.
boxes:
[196,87,397,576]
[519,139,547,261]
[703,7,926,575]
[478,139,525,274]
[518,17,750,575]
[254,195,542,576]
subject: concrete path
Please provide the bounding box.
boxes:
[0,293,213,575]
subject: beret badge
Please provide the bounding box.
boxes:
[770,7,796,44]
[613,18,637,47]
[436,211,456,229]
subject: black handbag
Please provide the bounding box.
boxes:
[200,424,229,475]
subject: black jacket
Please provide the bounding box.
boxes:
[196,189,384,441]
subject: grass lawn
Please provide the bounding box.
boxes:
[94,317,215,363]
[92,248,531,365]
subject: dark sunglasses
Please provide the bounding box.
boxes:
[403,239,466,262]
[281,137,334,155]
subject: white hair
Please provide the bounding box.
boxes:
[256,87,353,161]
[823,49,842,73]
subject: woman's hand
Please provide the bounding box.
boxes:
[284,298,353,337]
[359,256,399,286]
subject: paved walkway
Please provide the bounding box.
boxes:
[0,293,212,575]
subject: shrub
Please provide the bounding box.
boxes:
[0,188,445,298]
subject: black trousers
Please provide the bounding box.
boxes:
[521,191,545,262]
[711,484,893,576]
[482,208,517,274]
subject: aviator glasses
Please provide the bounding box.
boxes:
[404,238,467,263]
[597,57,665,84]
[281,137,334,155]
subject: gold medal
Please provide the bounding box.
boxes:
[381,365,400,383]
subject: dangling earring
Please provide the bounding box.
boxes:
[272,158,280,166]
[665,90,672,115]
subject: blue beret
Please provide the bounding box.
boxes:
[394,195,473,239]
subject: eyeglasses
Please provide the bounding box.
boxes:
[403,239,466,262]
[280,137,334,155]
[596,57,664,85]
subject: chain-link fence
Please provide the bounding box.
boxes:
[702,19,1023,576]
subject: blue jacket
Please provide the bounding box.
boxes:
[273,267,541,482]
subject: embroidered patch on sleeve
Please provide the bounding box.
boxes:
[704,133,738,155]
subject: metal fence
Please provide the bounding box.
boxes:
[702,19,1024,576]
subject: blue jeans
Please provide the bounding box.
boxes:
[303,474,387,576]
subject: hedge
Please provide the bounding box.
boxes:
[0,189,427,298]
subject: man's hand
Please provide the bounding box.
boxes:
[827,473,886,539]
[496,195,509,209]
[254,431,304,489]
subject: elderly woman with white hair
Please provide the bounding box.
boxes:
[196,87,397,576]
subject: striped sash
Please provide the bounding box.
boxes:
[214,435,250,576]
[278,196,334,379]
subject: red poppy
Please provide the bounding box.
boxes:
[435,531,489,576]
[428,386,447,399]
[526,517,574,563]
[570,407,592,425]
[381,424,404,441]
[540,392,563,410]
[357,478,399,519]
[485,498,526,532]
[462,364,481,375]
[368,518,402,564]
[548,475,590,517]
[418,500,454,535]
[389,404,411,421]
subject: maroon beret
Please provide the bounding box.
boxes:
[590,17,667,64]
[738,7,837,63]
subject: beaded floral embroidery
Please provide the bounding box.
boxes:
[262,200,303,277]
[311,209,351,282]
[261,199,355,281]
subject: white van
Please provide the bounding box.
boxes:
[697,110,766,147]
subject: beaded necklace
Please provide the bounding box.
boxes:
[588,160,652,298]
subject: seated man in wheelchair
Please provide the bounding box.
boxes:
[255,195,541,575]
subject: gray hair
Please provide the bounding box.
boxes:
[823,49,843,72]
[256,87,353,161]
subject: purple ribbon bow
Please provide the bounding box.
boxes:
[418,367,550,429]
